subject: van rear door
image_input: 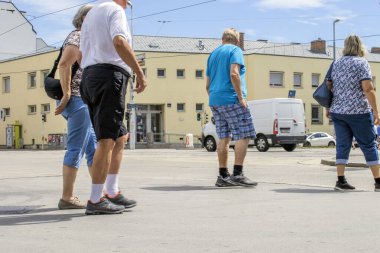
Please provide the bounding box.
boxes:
[276,101,305,136]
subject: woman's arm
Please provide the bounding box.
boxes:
[56,45,80,115]
[362,79,380,124]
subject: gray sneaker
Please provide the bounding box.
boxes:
[215,176,238,187]
[230,174,258,187]
[105,193,137,210]
[85,198,125,215]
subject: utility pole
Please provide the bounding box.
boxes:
[333,19,340,61]
[128,0,136,150]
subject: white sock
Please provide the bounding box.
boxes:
[105,174,119,197]
[90,184,104,203]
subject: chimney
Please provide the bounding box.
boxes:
[310,38,326,54]
[238,32,245,51]
[371,47,380,54]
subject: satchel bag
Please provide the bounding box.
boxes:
[313,62,334,108]
[44,45,79,100]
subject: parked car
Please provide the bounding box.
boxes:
[303,132,336,147]
[202,98,307,152]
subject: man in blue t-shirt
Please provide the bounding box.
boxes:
[206,28,257,188]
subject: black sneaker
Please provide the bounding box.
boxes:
[215,176,238,187]
[230,174,258,187]
[375,183,380,192]
[105,192,137,209]
[85,198,125,215]
[334,181,355,191]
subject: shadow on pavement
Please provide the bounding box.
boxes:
[0,211,85,226]
[142,185,245,191]
[272,188,336,194]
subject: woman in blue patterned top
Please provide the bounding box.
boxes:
[327,35,380,191]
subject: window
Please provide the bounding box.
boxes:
[28,105,37,115]
[177,69,185,78]
[4,108,10,117]
[2,77,10,93]
[177,103,185,112]
[142,68,147,77]
[312,73,320,88]
[41,70,50,87]
[157,68,166,78]
[195,70,204,79]
[270,72,284,87]
[293,73,302,88]
[196,103,204,112]
[311,104,323,124]
[28,72,37,88]
[41,103,50,113]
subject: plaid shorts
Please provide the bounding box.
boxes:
[211,103,256,141]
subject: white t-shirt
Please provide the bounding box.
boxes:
[80,0,132,74]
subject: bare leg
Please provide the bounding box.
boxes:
[234,138,250,166]
[62,165,78,201]
[337,164,345,177]
[217,138,230,168]
[370,164,380,178]
[109,136,126,174]
[91,139,115,184]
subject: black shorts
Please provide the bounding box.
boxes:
[80,64,130,141]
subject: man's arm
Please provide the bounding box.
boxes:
[230,63,246,108]
[113,35,146,93]
[206,77,210,96]
[362,79,380,125]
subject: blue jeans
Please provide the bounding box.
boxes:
[330,113,379,166]
[58,96,97,169]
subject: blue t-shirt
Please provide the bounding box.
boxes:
[206,44,246,106]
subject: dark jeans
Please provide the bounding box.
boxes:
[331,112,379,166]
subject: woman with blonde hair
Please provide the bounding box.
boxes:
[327,35,380,191]
[56,4,97,209]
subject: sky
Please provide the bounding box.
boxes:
[7,0,380,49]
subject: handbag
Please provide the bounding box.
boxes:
[44,44,79,100]
[313,62,334,108]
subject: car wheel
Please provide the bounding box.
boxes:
[255,135,269,152]
[303,142,311,147]
[204,136,217,152]
[282,144,297,152]
[328,141,335,147]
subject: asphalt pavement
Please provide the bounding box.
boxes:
[0,147,379,253]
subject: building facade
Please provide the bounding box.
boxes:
[1,35,380,148]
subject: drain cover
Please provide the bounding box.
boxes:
[0,206,41,215]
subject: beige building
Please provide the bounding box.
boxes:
[1,35,380,148]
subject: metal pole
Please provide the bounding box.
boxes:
[333,19,340,61]
[128,1,136,150]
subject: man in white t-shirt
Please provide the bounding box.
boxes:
[80,0,146,215]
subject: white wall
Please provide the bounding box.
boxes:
[0,1,37,60]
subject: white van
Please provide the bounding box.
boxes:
[202,98,306,152]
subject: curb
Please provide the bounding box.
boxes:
[320,159,368,168]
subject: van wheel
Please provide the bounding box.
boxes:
[282,144,297,152]
[328,141,335,147]
[303,142,311,147]
[255,135,269,152]
[204,136,217,152]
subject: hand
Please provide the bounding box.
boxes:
[239,98,247,109]
[374,113,380,125]
[325,109,330,119]
[134,74,147,94]
[55,95,70,115]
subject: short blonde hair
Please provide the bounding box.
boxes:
[343,35,366,57]
[222,28,239,45]
[72,4,92,29]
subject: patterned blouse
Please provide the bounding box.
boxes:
[63,30,82,97]
[330,56,372,114]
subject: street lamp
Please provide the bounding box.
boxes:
[333,19,340,61]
